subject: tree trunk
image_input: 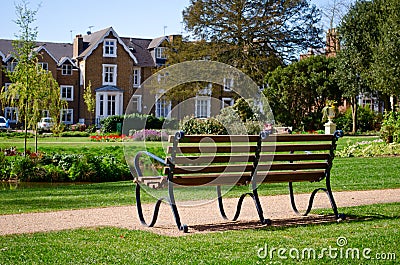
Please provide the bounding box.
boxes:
[24,100,28,156]
[351,97,357,134]
[35,127,38,153]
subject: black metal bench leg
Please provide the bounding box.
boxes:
[288,180,345,221]
[216,186,270,225]
[325,176,346,220]
[252,188,271,225]
[135,183,166,227]
[168,182,188,232]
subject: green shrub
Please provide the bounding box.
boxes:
[0,153,12,180]
[380,110,400,143]
[1,151,131,183]
[180,117,228,135]
[336,139,400,157]
[100,115,125,133]
[245,120,263,135]
[59,131,90,137]
[0,132,34,138]
[11,156,37,181]
[334,105,382,133]
[100,114,172,133]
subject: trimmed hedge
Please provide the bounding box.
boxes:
[100,114,175,133]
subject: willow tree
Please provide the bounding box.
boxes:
[1,0,66,153]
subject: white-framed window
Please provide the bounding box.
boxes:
[133,67,141,88]
[96,92,124,120]
[7,61,18,72]
[155,95,171,118]
[221,97,234,108]
[62,64,72,75]
[195,96,211,118]
[103,39,117,57]
[60,85,74,101]
[61,109,73,124]
[38,62,48,71]
[102,64,117,85]
[107,94,116,116]
[155,47,166,59]
[4,107,18,123]
[223,78,234,91]
[131,95,142,113]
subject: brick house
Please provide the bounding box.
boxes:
[1,27,238,127]
[0,39,79,127]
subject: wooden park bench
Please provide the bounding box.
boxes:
[133,130,344,232]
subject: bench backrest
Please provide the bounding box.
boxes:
[255,134,336,184]
[165,132,338,187]
[166,134,260,186]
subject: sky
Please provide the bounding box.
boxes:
[0,0,348,43]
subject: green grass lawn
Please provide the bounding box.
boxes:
[0,156,399,215]
[1,135,398,216]
[0,203,398,264]
[0,136,398,264]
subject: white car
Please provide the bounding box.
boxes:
[0,116,7,130]
[37,117,54,131]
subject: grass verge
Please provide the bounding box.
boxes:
[0,203,398,264]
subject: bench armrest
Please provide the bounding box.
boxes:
[134,151,167,177]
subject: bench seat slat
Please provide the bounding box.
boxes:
[167,162,328,175]
[168,145,256,154]
[260,153,330,161]
[171,170,326,186]
[168,144,332,154]
[262,144,332,152]
[256,171,326,183]
[171,153,330,165]
[263,134,334,142]
[165,164,253,174]
[172,174,251,186]
[258,162,329,171]
[173,155,255,164]
[169,135,260,143]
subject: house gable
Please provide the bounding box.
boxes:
[79,27,138,64]
[35,46,58,64]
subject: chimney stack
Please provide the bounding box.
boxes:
[73,34,84,58]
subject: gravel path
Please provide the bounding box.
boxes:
[1,189,399,236]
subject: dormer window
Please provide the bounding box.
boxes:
[155,47,166,59]
[62,64,73,75]
[103,39,117,57]
[38,62,48,71]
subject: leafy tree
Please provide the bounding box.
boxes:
[336,0,400,132]
[369,0,400,101]
[175,0,323,86]
[335,0,377,133]
[265,55,341,130]
[83,80,95,124]
[1,0,66,153]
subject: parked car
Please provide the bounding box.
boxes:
[37,117,54,131]
[0,116,7,130]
